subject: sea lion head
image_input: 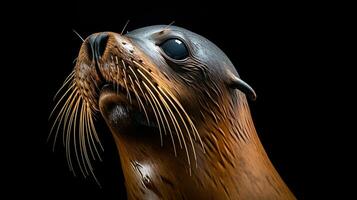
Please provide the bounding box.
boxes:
[50,24,256,188]
[78,25,255,129]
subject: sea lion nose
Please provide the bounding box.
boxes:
[87,33,109,61]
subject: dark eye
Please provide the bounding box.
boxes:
[160,39,189,60]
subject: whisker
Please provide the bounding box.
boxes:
[142,82,167,147]
[49,86,77,135]
[80,104,93,175]
[72,29,85,42]
[120,20,130,35]
[89,72,101,94]
[83,103,96,161]
[142,81,182,156]
[50,81,75,119]
[159,86,203,169]
[80,101,93,176]
[162,87,205,153]
[115,61,120,95]
[49,89,79,150]
[120,59,132,104]
[79,101,88,175]
[88,109,104,151]
[53,71,75,101]
[132,60,202,172]
[127,74,151,128]
[64,95,80,175]
[70,97,88,177]
[164,21,175,30]
[50,66,103,183]
[128,65,151,125]
[134,63,185,152]
[141,86,164,147]
[86,105,102,161]
[62,90,81,147]
[136,74,178,152]
[146,82,194,174]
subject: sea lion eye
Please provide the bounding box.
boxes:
[160,39,189,60]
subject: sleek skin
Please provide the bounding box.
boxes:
[50,25,295,199]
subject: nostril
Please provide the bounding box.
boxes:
[86,33,109,61]
[96,33,109,57]
[86,36,95,61]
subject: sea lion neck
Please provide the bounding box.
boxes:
[194,92,295,199]
[108,92,295,199]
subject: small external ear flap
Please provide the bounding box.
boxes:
[230,76,257,101]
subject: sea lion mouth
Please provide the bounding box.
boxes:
[99,83,157,133]
[83,32,159,133]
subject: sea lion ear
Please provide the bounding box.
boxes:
[229,75,257,101]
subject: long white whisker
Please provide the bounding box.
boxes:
[53,71,75,101]
[72,29,85,42]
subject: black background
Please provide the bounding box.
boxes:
[6,1,346,199]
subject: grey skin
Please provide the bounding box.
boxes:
[67,25,295,199]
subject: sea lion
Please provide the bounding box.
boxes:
[50,25,296,199]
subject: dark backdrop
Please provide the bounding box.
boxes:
[8,1,339,199]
